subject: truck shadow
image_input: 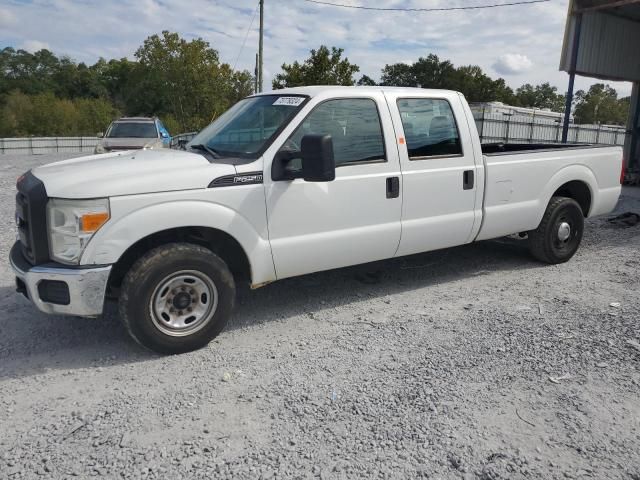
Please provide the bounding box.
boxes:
[0,238,539,379]
[0,239,552,380]
[230,239,538,332]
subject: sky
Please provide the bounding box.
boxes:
[0,0,633,98]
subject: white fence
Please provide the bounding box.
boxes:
[0,115,627,155]
[0,137,99,155]
[473,111,626,146]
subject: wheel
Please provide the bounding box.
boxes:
[119,243,235,354]
[528,196,584,264]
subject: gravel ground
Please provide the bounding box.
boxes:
[0,153,639,480]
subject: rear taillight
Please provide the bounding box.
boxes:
[620,158,626,185]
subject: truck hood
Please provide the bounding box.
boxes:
[32,149,236,198]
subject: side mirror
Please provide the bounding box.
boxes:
[301,134,335,182]
[97,132,104,138]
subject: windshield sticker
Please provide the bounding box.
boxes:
[273,97,305,107]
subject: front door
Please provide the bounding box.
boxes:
[265,93,402,280]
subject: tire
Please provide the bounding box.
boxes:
[528,196,584,264]
[119,243,235,354]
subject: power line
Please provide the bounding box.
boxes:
[232,3,259,71]
[302,0,550,12]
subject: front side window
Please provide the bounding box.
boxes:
[189,95,307,159]
[280,98,386,167]
[397,98,462,158]
[107,122,158,139]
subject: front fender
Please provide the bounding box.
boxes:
[81,199,276,285]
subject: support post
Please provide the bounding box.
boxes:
[562,12,583,143]
[529,111,536,143]
[626,82,640,172]
[504,113,512,143]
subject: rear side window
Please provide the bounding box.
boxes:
[397,99,462,159]
[281,98,386,167]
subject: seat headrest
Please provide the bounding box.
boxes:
[429,116,453,137]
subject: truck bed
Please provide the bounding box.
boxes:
[481,142,611,155]
[476,143,623,241]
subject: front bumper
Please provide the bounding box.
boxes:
[9,241,111,317]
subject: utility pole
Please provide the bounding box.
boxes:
[254,53,259,94]
[258,0,264,92]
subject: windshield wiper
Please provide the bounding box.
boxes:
[190,143,221,159]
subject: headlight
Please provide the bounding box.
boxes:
[94,144,106,154]
[47,198,110,264]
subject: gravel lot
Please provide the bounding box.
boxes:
[0,153,639,480]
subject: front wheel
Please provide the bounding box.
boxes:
[119,243,235,354]
[528,196,584,264]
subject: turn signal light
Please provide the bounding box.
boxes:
[80,212,110,232]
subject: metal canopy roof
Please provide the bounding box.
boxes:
[577,0,640,21]
[560,0,640,82]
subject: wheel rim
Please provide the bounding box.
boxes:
[149,270,218,337]
[552,214,579,253]
[557,221,571,242]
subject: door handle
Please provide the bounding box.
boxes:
[386,177,400,199]
[463,170,474,190]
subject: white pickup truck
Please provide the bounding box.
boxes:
[11,86,622,354]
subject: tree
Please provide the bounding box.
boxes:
[0,47,61,96]
[0,90,34,136]
[357,74,377,86]
[380,62,416,87]
[412,55,457,89]
[0,90,119,136]
[273,46,360,89]
[131,31,254,131]
[451,65,515,104]
[380,55,515,104]
[514,83,565,112]
[0,39,632,137]
[573,83,629,125]
[382,55,459,89]
[0,34,254,136]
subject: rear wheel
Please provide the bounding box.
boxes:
[528,196,584,264]
[119,243,235,354]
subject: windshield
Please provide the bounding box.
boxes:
[188,95,308,159]
[107,122,157,138]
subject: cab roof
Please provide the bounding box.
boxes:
[253,85,460,98]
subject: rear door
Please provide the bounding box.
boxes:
[264,91,402,279]
[384,92,480,256]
